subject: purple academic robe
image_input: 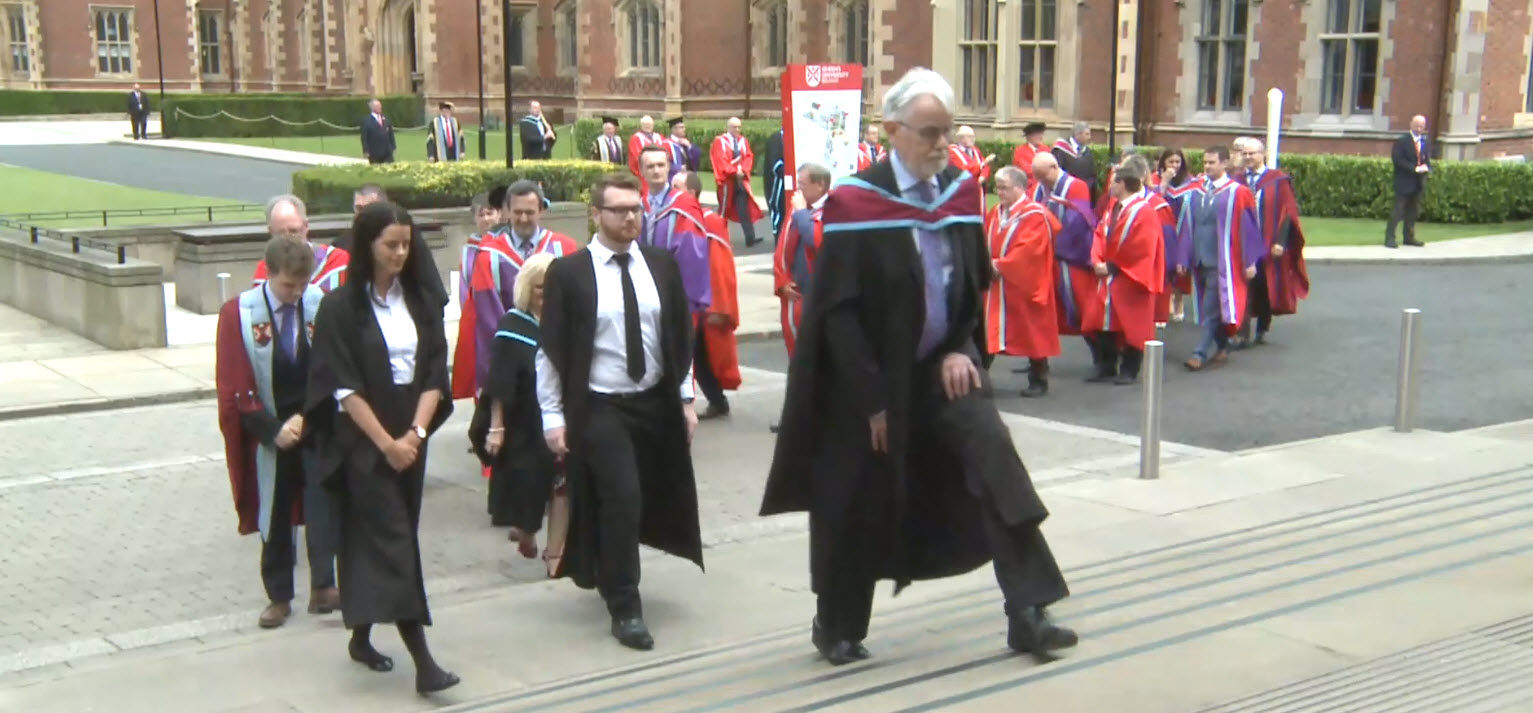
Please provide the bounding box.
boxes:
[1034,171,1098,329]
[666,138,702,182]
[642,189,713,314]
[1172,179,1267,325]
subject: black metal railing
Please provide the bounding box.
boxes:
[1,203,263,227]
[0,218,129,264]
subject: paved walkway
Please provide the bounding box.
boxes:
[2,420,1528,711]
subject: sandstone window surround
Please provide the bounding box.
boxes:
[1017,0,1057,110]
[616,0,662,77]
[1172,0,1253,127]
[751,0,790,77]
[298,6,313,86]
[4,4,27,76]
[1292,0,1393,132]
[555,0,577,77]
[197,9,224,77]
[92,6,136,76]
[933,0,1080,127]
[831,0,870,66]
[505,2,537,72]
[1521,26,1533,117]
[262,8,277,85]
[957,0,998,111]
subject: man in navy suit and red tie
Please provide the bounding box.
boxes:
[1385,114,1430,249]
[360,99,396,164]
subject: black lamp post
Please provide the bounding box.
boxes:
[1107,0,1119,162]
[152,0,166,101]
[502,0,515,169]
[475,0,487,159]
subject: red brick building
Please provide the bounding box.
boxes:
[2,0,1529,158]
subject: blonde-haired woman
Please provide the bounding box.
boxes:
[469,253,567,571]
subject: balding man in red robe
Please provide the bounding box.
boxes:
[948,125,995,212]
[1082,162,1164,385]
[985,166,1060,397]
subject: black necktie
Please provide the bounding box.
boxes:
[613,253,646,383]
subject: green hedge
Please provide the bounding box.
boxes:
[291,159,614,214]
[163,94,424,138]
[0,89,144,116]
[572,118,784,175]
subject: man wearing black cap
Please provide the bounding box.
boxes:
[664,117,701,183]
[427,102,466,162]
[1010,122,1048,194]
[592,116,626,166]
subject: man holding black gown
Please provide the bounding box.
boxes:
[761,67,1077,666]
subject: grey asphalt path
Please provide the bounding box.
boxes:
[739,262,1533,451]
[0,143,302,204]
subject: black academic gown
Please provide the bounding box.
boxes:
[760,161,1048,595]
[468,310,557,530]
[302,278,453,628]
[764,129,786,236]
[539,246,704,589]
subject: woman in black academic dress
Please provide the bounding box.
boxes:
[469,252,566,571]
[303,201,459,695]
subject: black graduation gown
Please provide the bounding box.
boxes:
[538,246,704,590]
[302,279,453,628]
[468,310,557,530]
[760,161,1045,595]
[764,129,786,235]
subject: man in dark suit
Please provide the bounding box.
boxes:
[761,68,1076,667]
[1386,114,1430,248]
[535,172,704,651]
[127,83,150,140]
[360,99,396,164]
[1052,121,1098,201]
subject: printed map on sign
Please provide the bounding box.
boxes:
[790,89,862,178]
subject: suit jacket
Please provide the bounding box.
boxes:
[1392,132,1431,197]
[361,113,396,160]
[128,91,148,116]
[520,115,555,159]
[539,244,704,586]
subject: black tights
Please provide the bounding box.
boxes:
[350,622,443,674]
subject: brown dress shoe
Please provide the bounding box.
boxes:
[1209,349,1229,365]
[1184,356,1204,371]
[308,587,340,614]
[259,601,292,628]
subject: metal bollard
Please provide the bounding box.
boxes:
[1139,340,1165,480]
[1394,309,1422,432]
[217,272,231,303]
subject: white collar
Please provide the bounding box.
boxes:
[588,236,638,264]
[811,194,828,211]
[889,150,940,195]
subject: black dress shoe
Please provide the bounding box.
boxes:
[1007,606,1079,655]
[699,403,730,420]
[1404,238,1424,247]
[849,641,872,660]
[812,618,862,666]
[416,667,460,695]
[612,617,654,650]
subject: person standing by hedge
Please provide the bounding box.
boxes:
[1010,122,1049,193]
[426,102,465,163]
[520,100,557,160]
[1053,122,1099,202]
[711,117,765,247]
[361,99,396,165]
[664,117,702,183]
[627,115,665,178]
[1235,139,1310,347]
[591,116,626,167]
[1386,115,1431,249]
[127,83,150,140]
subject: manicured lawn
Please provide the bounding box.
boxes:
[0,164,252,228]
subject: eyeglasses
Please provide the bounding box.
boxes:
[599,205,643,217]
[896,121,953,143]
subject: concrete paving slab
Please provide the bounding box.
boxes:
[35,352,166,376]
[1461,418,1533,442]
[1043,450,1347,516]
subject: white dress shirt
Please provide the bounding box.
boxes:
[536,239,694,432]
[335,278,419,403]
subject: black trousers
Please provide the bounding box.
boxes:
[368,154,394,165]
[130,112,148,139]
[260,447,338,603]
[584,389,667,618]
[693,319,729,411]
[732,186,758,242]
[1245,261,1273,337]
[817,367,1069,643]
[1386,191,1422,243]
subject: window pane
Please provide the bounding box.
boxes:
[1196,40,1218,110]
[1229,0,1248,37]
[1326,0,1349,34]
[1019,45,1035,102]
[961,47,974,106]
[1357,0,1381,33]
[1202,0,1220,38]
[1039,45,1054,105]
[982,46,994,107]
[963,0,974,40]
[1021,0,1036,40]
[1223,39,1245,109]
[1320,39,1345,113]
[1351,38,1378,112]
[1041,0,1056,40]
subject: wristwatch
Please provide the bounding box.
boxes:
[411,424,428,440]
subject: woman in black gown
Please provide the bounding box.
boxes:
[469,253,568,569]
[304,201,459,695]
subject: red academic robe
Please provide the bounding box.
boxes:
[773,201,823,356]
[710,133,765,226]
[1161,179,1201,296]
[1035,172,1099,337]
[627,130,666,178]
[985,197,1061,358]
[1011,142,1046,194]
[1240,168,1311,315]
[1139,187,1178,323]
[699,208,742,390]
[948,144,991,213]
[856,141,887,171]
[252,243,350,293]
[1082,192,1165,349]
[215,296,305,536]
